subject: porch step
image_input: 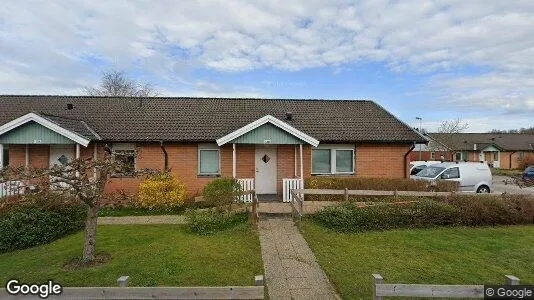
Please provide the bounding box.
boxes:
[258,212,292,220]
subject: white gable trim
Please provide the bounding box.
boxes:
[216,115,320,147]
[0,113,91,147]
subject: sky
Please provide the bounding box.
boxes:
[1,0,534,132]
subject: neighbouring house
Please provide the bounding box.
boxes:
[0,96,424,201]
[409,133,534,169]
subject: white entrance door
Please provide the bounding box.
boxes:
[49,145,75,188]
[255,146,277,194]
[49,145,75,168]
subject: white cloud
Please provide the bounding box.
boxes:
[1,0,534,123]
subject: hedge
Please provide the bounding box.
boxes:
[0,193,86,253]
[305,177,458,201]
[312,195,534,232]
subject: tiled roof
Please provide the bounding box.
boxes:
[429,133,534,151]
[0,95,424,143]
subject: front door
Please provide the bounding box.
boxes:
[49,145,75,188]
[255,145,277,194]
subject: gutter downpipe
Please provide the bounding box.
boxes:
[160,141,169,171]
[404,143,416,178]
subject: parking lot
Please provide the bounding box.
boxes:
[492,175,534,195]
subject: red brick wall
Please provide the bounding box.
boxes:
[355,143,412,178]
[277,145,297,194]
[6,141,416,197]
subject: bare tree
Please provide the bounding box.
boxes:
[0,155,155,264]
[438,118,469,134]
[85,70,158,97]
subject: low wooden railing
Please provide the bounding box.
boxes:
[237,178,254,202]
[282,178,304,202]
[373,273,520,299]
[1,275,265,300]
[0,181,25,199]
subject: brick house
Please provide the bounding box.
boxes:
[409,133,534,169]
[0,96,424,201]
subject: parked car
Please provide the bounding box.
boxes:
[523,165,534,181]
[411,162,492,193]
[409,161,441,176]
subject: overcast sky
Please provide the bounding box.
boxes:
[1,1,533,132]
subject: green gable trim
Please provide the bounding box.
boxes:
[229,123,304,144]
[0,121,75,144]
[481,145,500,152]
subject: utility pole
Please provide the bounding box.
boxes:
[416,117,422,160]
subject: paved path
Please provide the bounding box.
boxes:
[98,215,186,225]
[258,218,339,300]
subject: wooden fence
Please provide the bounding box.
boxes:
[373,273,520,299]
[1,275,265,300]
[0,180,25,199]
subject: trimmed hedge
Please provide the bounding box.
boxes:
[312,195,534,232]
[0,193,86,253]
[203,177,243,210]
[185,209,248,235]
[305,177,458,201]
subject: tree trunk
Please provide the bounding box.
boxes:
[82,204,99,263]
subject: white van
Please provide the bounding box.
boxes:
[409,161,442,176]
[411,162,492,193]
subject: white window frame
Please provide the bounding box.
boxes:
[111,143,136,177]
[311,144,355,175]
[198,144,221,176]
[430,152,435,159]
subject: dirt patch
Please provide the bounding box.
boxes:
[63,252,112,271]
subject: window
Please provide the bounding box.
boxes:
[198,145,220,175]
[455,151,468,161]
[312,146,354,174]
[430,152,435,159]
[493,152,499,161]
[312,149,331,174]
[112,144,136,177]
[441,167,460,179]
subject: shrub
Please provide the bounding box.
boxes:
[440,194,534,226]
[137,172,186,211]
[185,209,248,235]
[0,192,86,253]
[313,200,460,232]
[305,177,458,201]
[202,177,243,211]
[312,194,534,232]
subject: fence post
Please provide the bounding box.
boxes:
[344,188,349,202]
[505,275,520,285]
[117,276,129,287]
[255,275,264,286]
[372,273,383,300]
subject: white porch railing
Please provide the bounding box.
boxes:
[237,178,255,202]
[283,178,304,203]
[0,181,25,199]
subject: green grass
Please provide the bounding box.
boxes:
[0,224,263,287]
[492,168,523,176]
[300,221,534,300]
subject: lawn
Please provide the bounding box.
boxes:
[0,224,263,287]
[300,221,534,299]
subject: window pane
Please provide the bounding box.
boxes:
[200,150,219,174]
[312,149,331,173]
[114,150,135,175]
[335,150,353,173]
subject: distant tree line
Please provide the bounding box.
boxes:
[489,127,534,134]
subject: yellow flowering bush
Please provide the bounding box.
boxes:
[137,173,186,210]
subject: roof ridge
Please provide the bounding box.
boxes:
[0,95,374,102]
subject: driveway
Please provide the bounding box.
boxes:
[492,175,534,195]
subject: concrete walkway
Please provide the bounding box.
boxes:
[98,215,186,225]
[259,218,339,300]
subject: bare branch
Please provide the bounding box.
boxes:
[85,70,158,97]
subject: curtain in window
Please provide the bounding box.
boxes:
[200,150,219,174]
[312,149,331,173]
[335,150,353,172]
